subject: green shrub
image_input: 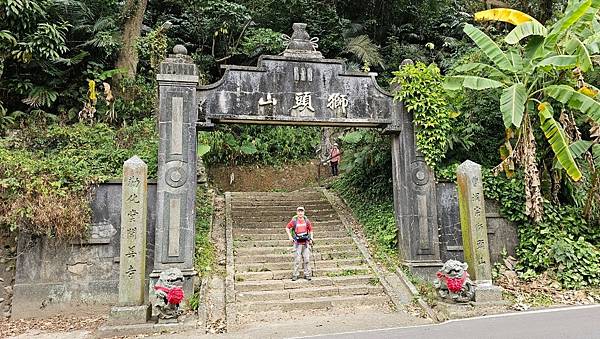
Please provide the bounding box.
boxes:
[199,125,320,166]
[0,119,158,238]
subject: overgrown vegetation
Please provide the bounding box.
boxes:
[0,119,158,238]
[198,125,321,166]
[194,186,216,278]
[392,62,452,171]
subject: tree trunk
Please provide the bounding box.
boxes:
[115,0,148,79]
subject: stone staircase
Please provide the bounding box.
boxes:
[225,189,391,324]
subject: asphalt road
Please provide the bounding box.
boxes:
[292,305,600,339]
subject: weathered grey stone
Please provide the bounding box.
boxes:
[108,305,152,325]
[12,182,158,318]
[456,160,492,283]
[457,160,503,302]
[118,156,149,307]
[153,44,199,299]
[172,44,187,55]
[436,182,518,264]
[474,283,504,302]
[197,25,400,130]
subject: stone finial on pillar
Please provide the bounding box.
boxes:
[456,160,503,302]
[109,156,151,325]
[153,42,199,300]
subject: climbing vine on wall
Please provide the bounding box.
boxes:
[391,62,452,171]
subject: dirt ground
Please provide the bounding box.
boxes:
[207,161,332,192]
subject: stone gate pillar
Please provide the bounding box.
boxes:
[151,45,199,296]
[390,59,442,279]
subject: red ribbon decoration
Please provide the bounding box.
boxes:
[437,271,468,293]
[154,285,184,305]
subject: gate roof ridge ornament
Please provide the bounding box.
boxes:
[282,23,323,59]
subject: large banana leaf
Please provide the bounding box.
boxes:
[500,83,527,128]
[554,140,592,170]
[444,76,504,91]
[463,24,514,72]
[474,8,540,25]
[507,49,524,70]
[535,55,578,69]
[538,102,582,181]
[583,32,600,54]
[545,0,593,50]
[570,140,593,158]
[565,37,593,71]
[525,35,546,60]
[452,63,507,79]
[505,21,548,45]
[545,85,600,122]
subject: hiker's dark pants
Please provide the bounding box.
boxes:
[293,242,311,278]
[331,161,339,176]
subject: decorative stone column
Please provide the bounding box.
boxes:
[151,45,199,298]
[390,59,442,279]
[456,160,503,302]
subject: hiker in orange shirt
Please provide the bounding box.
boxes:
[285,206,314,281]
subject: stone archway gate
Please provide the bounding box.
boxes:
[153,23,441,293]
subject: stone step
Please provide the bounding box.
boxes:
[236,285,384,302]
[236,295,389,313]
[235,275,378,292]
[230,194,325,200]
[231,209,336,217]
[235,237,353,248]
[231,199,329,205]
[235,258,365,272]
[234,244,353,256]
[236,250,362,264]
[234,230,348,241]
[235,266,371,281]
[233,227,344,237]
[233,215,339,223]
[233,220,343,228]
[232,203,334,210]
[232,206,334,212]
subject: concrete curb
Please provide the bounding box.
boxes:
[395,268,441,322]
[196,189,216,332]
[320,188,407,312]
[224,192,236,331]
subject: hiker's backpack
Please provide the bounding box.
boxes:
[292,216,311,242]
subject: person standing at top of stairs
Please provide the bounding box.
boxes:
[285,206,314,281]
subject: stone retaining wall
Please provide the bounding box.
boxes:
[11,182,158,318]
[436,182,518,265]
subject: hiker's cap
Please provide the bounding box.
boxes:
[333,143,338,146]
[297,206,305,211]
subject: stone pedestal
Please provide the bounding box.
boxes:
[474,282,504,302]
[108,305,152,325]
[152,45,199,299]
[456,160,503,302]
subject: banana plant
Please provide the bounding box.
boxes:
[445,0,600,221]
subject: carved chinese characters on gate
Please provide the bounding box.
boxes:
[327,93,349,117]
[260,91,350,118]
[291,92,315,116]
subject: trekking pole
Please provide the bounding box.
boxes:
[311,240,316,278]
